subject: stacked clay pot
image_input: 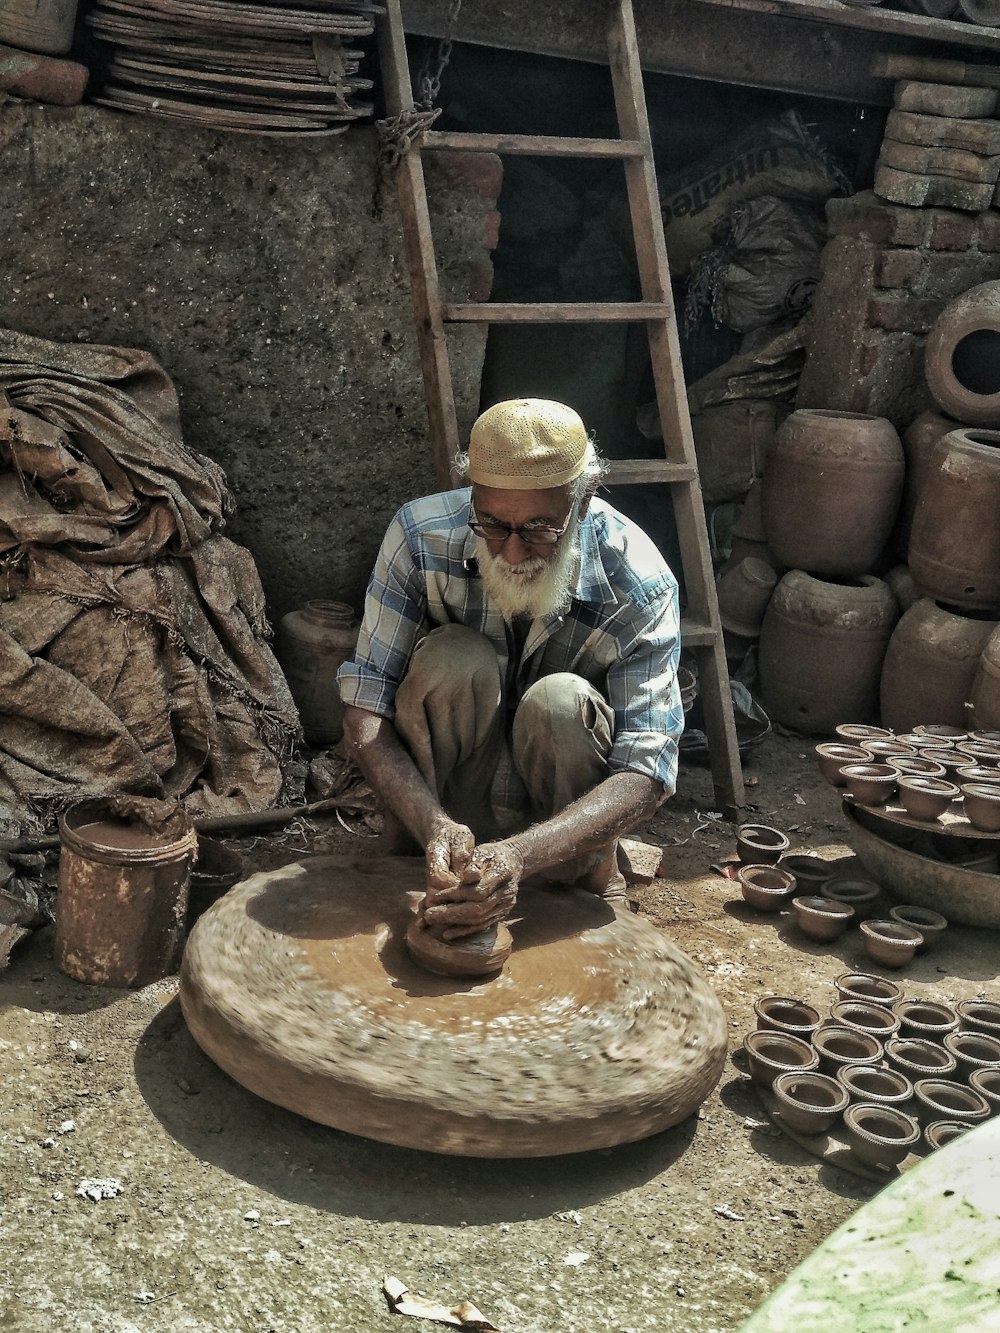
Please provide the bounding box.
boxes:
[892,409,956,562]
[972,627,1000,728]
[880,600,999,733]
[924,280,1000,429]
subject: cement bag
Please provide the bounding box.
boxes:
[658,110,846,275]
[685,196,827,334]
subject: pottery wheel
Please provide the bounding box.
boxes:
[179,854,728,1157]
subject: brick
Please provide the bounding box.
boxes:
[482,209,501,250]
[826,190,926,247]
[894,80,998,119]
[434,150,503,201]
[918,249,1000,300]
[880,137,1000,184]
[876,248,924,288]
[867,293,942,333]
[978,214,1000,251]
[466,257,494,302]
[927,209,979,250]
[875,163,995,213]
[887,109,1000,155]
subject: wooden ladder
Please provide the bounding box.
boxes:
[376,0,745,817]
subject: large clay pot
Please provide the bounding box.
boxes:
[925,281,1000,426]
[908,428,1000,610]
[758,571,899,734]
[893,409,957,560]
[880,599,998,733]
[277,600,360,746]
[971,625,1000,730]
[762,410,904,577]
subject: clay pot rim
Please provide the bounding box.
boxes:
[924,1121,971,1149]
[835,724,893,740]
[888,905,948,932]
[816,743,870,759]
[956,999,1000,1028]
[843,1101,921,1143]
[773,1069,851,1113]
[943,1030,1000,1063]
[792,895,854,917]
[885,1036,958,1071]
[812,1024,883,1061]
[893,999,958,1028]
[744,1030,819,1068]
[915,726,967,740]
[835,1063,913,1099]
[738,865,796,890]
[956,765,1000,783]
[860,919,923,944]
[821,878,880,904]
[961,782,1000,799]
[841,763,899,779]
[896,776,959,797]
[970,730,1000,744]
[912,1079,991,1117]
[753,996,823,1033]
[737,824,790,847]
[834,971,902,1005]
[831,1000,899,1031]
[969,1067,1000,1096]
[890,758,948,777]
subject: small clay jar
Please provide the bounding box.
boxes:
[961,783,1000,832]
[896,776,959,822]
[885,1036,959,1082]
[812,1025,883,1078]
[924,1121,972,1152]
[830,999,900,1041]
[836,1063,914,1110]
[738,864,797,913]
[860,920,923,968]
[836,724,894,744]
[735,824,790,865]
[772,1070,850,1135]
[821,877,881,914]
[743,1030,820,1088]
[891,756,948,779]
[896,1002,960,1039]
[815,743,870,787]
[956,998,1000,1037]
[834,971,902,1009]
[968,1066,1000,1114]
[912,1078,992,1128]
[791,895,854,942]
[840,763,898,806]
[843,1103,921,1170]
[887,904,948,950]
[943,1030,1000,1082]
[754,995,823,1039]
[780,854,835,895]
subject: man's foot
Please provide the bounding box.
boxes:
[577,845,628,903]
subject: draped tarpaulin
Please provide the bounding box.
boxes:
[0,328,299,834]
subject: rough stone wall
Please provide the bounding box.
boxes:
[0,101,499,623]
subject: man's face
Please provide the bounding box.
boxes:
[470,483,584,621]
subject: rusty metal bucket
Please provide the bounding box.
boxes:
[55,797,197,987]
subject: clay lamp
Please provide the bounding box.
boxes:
[942,1030,1000,1083]
[887,904,948,951]
[915,725,967,742]
[779,854,834,895]
[843,1103,921,1170]
[821,876,881,914]
[737,864,796,912]
[811,1024,882,1079]
[884,1036,958,1082]
[830,999,900,1041]
[834,971,902,1009]
[835,1063,914,1111]
[961,783,1000,833]
[859,919,923,969]
[735,823,790,865]
[753,995,822,1040]
[839,763,898,806]
[835,724,892,744]
[955,764,1000,787]
[891,756,947,780]
[815,743,869,787]
[921,749,968,777]
[896,776,959,822]
[955,740,1000,764]
[968,1067,1000,1115]
[924,1121,972,1151]
[791,895,854,942]
[956,998,1000,1038]
[912,1078,992,1128]
[743,1030,819,1089]
[861,739,917,761]
[772,1070,849,1135]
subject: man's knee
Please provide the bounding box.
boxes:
[404,624,499,694]
[517,672,610,737]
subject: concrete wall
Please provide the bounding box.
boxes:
[0,101,498,623]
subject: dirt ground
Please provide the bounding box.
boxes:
[2,732,997,1333]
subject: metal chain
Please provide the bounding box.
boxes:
[415,0,463,111]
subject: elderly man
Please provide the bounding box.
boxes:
[338,397,684,943]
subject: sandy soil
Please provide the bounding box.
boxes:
[2,733,997,1333]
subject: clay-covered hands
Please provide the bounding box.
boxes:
[422,821,525,941]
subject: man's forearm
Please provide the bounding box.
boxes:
[341,705,444,847]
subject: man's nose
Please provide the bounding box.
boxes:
[500,530,534,564]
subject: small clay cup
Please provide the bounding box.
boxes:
[955,765,1000,788]
[887,905,948,951]
[912,1078,991,1128]
[754,995,822,1039]
[772,1070,850,1135]
[791,895,854,942]
[968,1066,1000,1115]
[779,854,834,895]
[811,1025,882,1078]
[835,724,892,743]
[743,1030,819,1089]
[834,971,902,1009]
[895,731,938,749]
[961,783,1000,833]
[861,740,917,761]
[738,864,797,912]
[955,741,1000,763]
[896,776,959,822]
[815,743,869,788]
[836,1063,913,1110]
[821,877,881,913]
[893,999,959,1043]
[915,725,966,742]
[892,757,947,780]
[885,1036,958,1082]
[840,763,899,806]
[860,920,923,969]
[830,999,900,1041]
[843,1103,920,1170]
[919,749,967,778]
[924,1121,971,1151]
[736,824,790,865]
[956,998,1000,1038]
[942,1030,1000,1083]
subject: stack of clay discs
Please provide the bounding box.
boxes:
[875,80,1000,213]
[88,0,377,136]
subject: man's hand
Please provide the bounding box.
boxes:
[421,838,525,941]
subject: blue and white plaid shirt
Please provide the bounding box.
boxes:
[338,488,684,798]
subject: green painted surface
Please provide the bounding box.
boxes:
[740,1118,1000,1333]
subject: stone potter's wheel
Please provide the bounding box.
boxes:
[179,854,728,1157]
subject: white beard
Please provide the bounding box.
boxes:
[475,512,581,623]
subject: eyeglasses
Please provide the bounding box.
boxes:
[467,511,571,546]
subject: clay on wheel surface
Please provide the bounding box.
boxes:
[179,854,728,1157]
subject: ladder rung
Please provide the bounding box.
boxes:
[680,620,719,647]
[442,301,672,323]
[606,460,697,485]
[422,130,646,160]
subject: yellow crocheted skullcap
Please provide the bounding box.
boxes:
[468,398,588,490]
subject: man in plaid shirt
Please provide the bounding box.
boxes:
[339,398,684,945]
